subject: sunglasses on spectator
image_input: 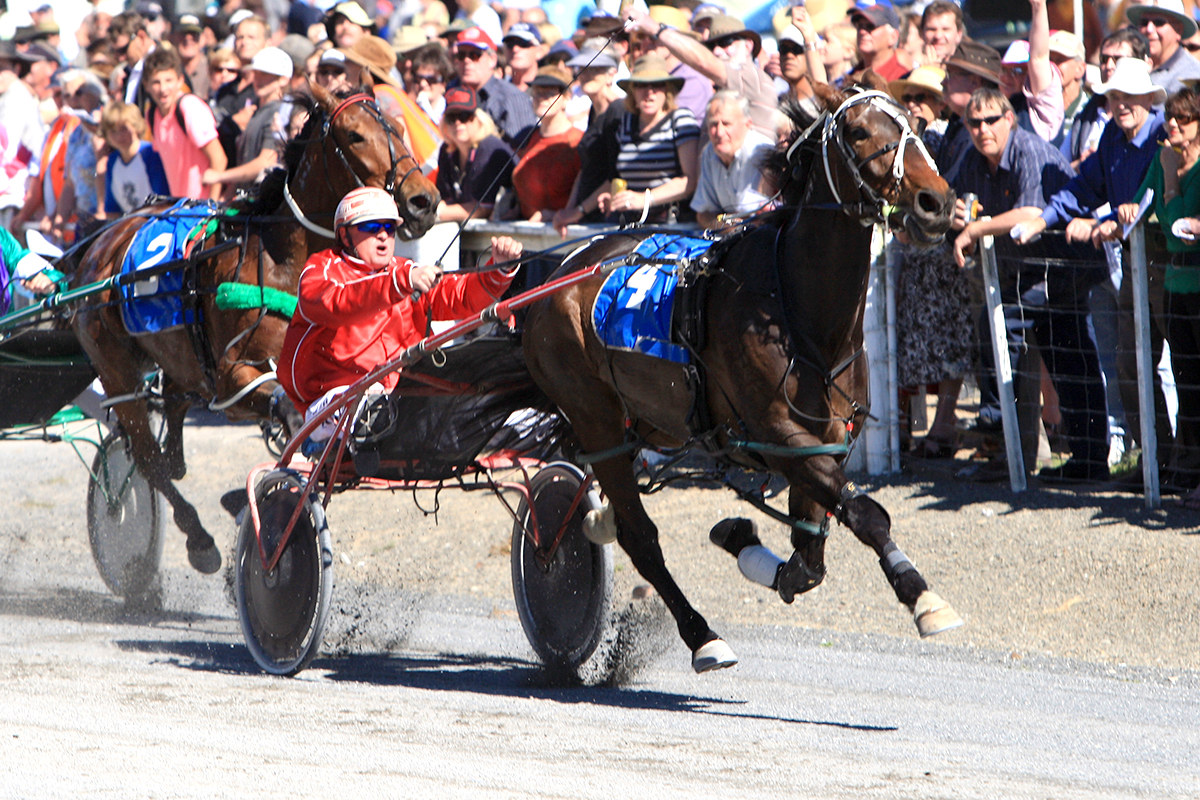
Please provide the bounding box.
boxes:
[504,39,536,49]
[1187,42,1200,53]
[966,114,1004,129]
[445,111,476,123]
[1168,113,1198,124]
[317,66,344,77]
[853,20,878,32]
[354,220,397,235]
[635,81,670,91]
[114,41,130,59]
[902,92,934,105]
[215,64,240,74]
[779,42,806,56]
[415,72,443,84]
[1139,15,1175,29]
[453,48,487,61]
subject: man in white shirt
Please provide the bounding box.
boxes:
[692,91,774,228]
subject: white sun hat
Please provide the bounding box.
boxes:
[1126,0,1198,40]
[1092,56,1168,104]
[249,47,294,79]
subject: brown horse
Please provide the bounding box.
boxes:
[70,83,438,574]
[523,79,962,672]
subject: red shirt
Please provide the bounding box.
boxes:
[279,248,517,413]
[511,127,583,219]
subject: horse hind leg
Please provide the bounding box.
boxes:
[160,389,190,481]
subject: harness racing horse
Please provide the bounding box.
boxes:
[523,77,962,672]
[70,83,438,575]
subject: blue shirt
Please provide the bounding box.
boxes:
[452,77,537,149]
[1041,110,1166,228]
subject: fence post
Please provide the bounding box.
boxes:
[979,234,1027,492]
[884,230,901,473]
[856,226,895,475]
[1128,224,1161,508]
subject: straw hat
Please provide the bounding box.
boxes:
[888,65,946,104]
[647,5,699,39]
[617,54,685,93]
[701,13,762,59]
[1126,0,1198,39]
[1093,56,1168,104]
[344,35,402,90]
[391,26,431,55]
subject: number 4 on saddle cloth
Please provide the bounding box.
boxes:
[118,199,230,336]
[591,233,717,365]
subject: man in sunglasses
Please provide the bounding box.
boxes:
[951,87,1111,482]
[847,2,908,83]
[1126,0,1200,96]
[447,27,536,148]
[777,22,823,113]
[279,187,523,436]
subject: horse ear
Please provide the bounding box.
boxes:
[814,81,845,113]
[361,69,377,90]
[309,79,338,115]
[858,69,889,93]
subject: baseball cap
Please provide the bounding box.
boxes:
[443,85,479,115]
[328,1,373,28]
[566,50,618,70]
[18,41,61,65]
[456,26,496,51]
[849,2,901,30]
[1047,30,1085,61]
[529,64,571,91]
[177,14,203,36]
[136,1,163,19]
[250,47,294,79]
[503,22,542,47]
[1001,40,1030,65]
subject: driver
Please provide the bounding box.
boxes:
[0,227,58,316]
[279,186,522,441]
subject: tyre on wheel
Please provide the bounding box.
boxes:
[87,430,163,600]
[511,462,613,676]
[235,469,333,676]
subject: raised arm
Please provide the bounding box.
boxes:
[1027,0,1053,98]
[792,8,828,86]
[625,9,728,87]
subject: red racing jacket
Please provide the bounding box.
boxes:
[279,247,517,414]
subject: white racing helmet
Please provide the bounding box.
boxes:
[334,186,402,232]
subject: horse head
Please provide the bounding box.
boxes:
[776,73,954,245]
[306,81,440,240]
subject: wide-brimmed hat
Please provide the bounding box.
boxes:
[344,35,402,89]
[647,5,698,39]
[848,3,901,30]
[566,49,618,70]
[443,85,478,116]
[1126,0,1198,39]
[701,13,762,59]
[888,65,946,103]
[391,26,431,55]
[944,40,1002,85]
[617,54,685,93]
[529,64,571,91]
[1093,56,1168,104]
[18,41,61,66]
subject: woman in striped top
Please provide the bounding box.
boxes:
[598,55,700,224]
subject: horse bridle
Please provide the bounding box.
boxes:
[786,87,937,228]
[284,93,424,238]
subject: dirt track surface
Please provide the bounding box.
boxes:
[4,412,1199,674]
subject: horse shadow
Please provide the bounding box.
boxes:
[862,465,1200,534]
[114,640,896,732]
[0,587,225,627]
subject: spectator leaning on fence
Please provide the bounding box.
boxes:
[434,85,514,222]
[950,86,1110,482]
[1113,86,1200,504]
[508,65,581,223]
[100,101,169,215]
[1064,29,1150,172]
[691,91,773,230]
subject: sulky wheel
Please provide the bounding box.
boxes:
[511,462,613,675]
[87,429,164,601]
[235,470,333,676]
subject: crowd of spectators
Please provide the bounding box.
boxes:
[2,0,1200,500]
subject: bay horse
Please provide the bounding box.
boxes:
[70,83,438,575]
[522,78,962,673]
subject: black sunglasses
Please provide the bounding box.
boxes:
[415,72,444,84]
[445,111,476,123]
[779,41,806,56]
[453,48,486,61]
[902,92,933,104]
[966,114,1004,129]
[1168,113,1198,124]
[355,220,397,235]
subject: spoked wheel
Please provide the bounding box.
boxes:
[511,462,613,675]
[235,470,333,676]
[87,430,163,600]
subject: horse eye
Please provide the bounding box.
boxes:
[845,127,869,144]
[346,131,366,145]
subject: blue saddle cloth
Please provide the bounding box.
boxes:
[119,200,220,335]
[591,234,715,365]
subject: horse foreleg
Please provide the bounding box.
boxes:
[708,491,827,602]
[591,456,737,673]
[161,390,190,481]
[114,398,221,575]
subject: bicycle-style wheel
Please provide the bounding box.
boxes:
[235,470,333,675]
[511,462,613,674]
[87,430,163,600]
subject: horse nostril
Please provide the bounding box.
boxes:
[408,193,432,212]
[915,189,943,217]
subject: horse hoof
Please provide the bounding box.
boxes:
[692,638,738,673]
[583,502,617,545]
[913,591,963,638]
[187,542,222,575]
